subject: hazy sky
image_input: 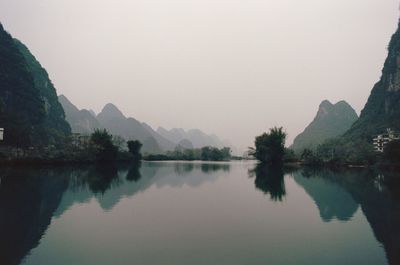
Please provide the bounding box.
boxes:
[0,0,399,150]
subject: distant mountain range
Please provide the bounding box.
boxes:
[0,22,232,154]
[59,95,231,154]
[291,100,358,152]
[58,95,101,135]
[8,16,400,157]
[156,127,228,149]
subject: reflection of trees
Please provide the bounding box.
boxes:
[200,163,230,174]
[174,163,194,175]
[126,162,142,182]
[250,164,286,201]
[86,165,120,194]
[66,165,122,194]
[0,161,230,265]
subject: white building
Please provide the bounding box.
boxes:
[0,128,3,141]
[373,128,400,152]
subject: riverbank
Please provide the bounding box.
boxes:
[0,146,138,166]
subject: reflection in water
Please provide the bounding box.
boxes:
[126,162,142,182]
[247,164,400,265]
[174,163,194,175]
[0,162,400,265]
[294,167,400,265]
[0,168,69,265]
[86,165,120,194]
[171,162,230,175]
[201,163,230,174]
[292,169,359,222]
[0,162,231,265]
[249,164,287,201]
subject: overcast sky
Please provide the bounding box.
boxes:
[0,0,399,150]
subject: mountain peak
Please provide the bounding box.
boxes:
[317,100,334,118]
[316,100,355,119]
[319,100,333,108]
[58,94,70,105]
[334,100,352,109]
[58,95,80,113]
[292,99,358,152]
[99,103,125,119]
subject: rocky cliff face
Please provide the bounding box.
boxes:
[345,20,400,140]
[14,40,71,144]
[0,24,69,146]
[291,100,358,152]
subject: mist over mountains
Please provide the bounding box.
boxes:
[2,14,400,158]
[59,95,233,154]
[0,21,234,154]
[58,95,101,135]
[157,127,229,149]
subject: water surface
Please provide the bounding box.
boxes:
[0,161,399,265]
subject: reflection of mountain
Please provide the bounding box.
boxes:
[54,162,230,216]
[4,164,399,265]
[0,168,69,265]
[250,164,400,265]
[292,171,359,222]
[358,190,400,265]
[335,171,400,265]
[296,169,400,265]
[0,162,230,265]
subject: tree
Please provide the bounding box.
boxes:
[90,129,118,162]
[221,147,232,160]
[200,146,212,161]
[284,148,298,163]
[200,146,231,161]
[300,148,322,165]
[252,127,287,165]
[316,138,377,165]
[112,135,126,151]
[127,140,143,160]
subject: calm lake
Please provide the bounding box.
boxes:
[0,161,399,265]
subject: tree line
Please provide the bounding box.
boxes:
[144,146,231,161]
[250,126,400,168]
